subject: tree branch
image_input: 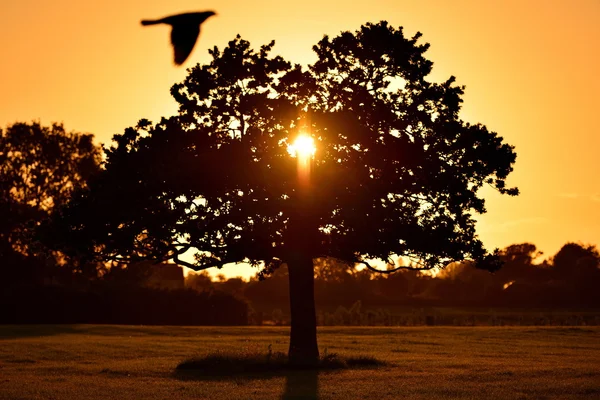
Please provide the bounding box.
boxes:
[172,253,204,270]
[356,259,436,274]
[175,253,243,272]
[320,254,436,274]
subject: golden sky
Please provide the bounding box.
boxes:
[1,0,599,277]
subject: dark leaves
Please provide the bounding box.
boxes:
[54,21,518,273]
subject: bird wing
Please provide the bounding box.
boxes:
[171,24,200,65]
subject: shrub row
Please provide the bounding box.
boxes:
[0,285,248,325]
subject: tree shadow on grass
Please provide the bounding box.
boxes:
[176,367,319,399]
[281,369,319,400]
[173,351,387,399]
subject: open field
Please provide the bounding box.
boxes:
[0,325,599,399]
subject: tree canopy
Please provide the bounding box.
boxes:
[53,22,517,274]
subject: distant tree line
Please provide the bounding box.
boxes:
[0,284,247,325]
[187,242,600,324]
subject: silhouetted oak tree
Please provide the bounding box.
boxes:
[53,22,517,365]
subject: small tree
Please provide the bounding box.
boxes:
[551,242,600,282]
[0,121,102,282]
[52,22,517,365]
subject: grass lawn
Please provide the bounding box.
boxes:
[0,325,598,399]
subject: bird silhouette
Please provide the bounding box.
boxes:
[141,11,216,65]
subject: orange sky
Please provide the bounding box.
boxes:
[1,0,599,278]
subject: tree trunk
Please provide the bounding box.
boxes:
[287,251,319,366]
[286,153,319,366]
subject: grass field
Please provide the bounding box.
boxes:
[0,325,598,399]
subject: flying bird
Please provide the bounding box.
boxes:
[141,11,216,65]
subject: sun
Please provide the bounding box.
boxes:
[288,134,316,187]
[287,134,316,159]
